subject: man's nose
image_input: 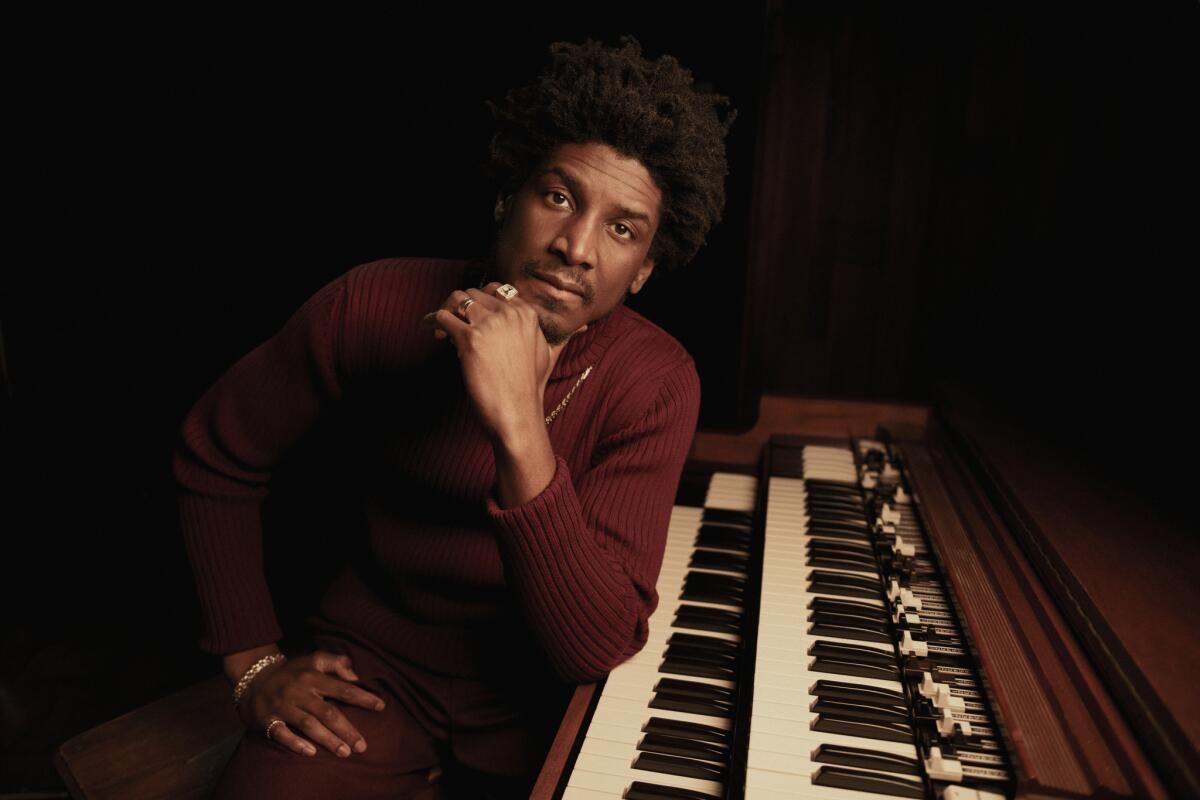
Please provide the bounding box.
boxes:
[550,213,596,269]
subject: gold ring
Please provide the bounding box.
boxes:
[265,718,286,741]
[496,284,519,301]
[456,297,476,317]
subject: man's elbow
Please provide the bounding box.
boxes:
[547,619,650,684]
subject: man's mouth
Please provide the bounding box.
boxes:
[527,268,590,303]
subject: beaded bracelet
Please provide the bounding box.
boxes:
[232,653,286,708]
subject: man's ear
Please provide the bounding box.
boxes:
[629,258,656,295]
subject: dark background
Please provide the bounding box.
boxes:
[2,2,1195,793]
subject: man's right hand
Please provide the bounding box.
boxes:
[232,650,387,758]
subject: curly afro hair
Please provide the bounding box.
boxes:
[488,37,736,273]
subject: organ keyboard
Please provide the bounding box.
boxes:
[532,396,1195,799]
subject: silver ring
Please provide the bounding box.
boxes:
[265,718,286,741]
[456,297,476,317]
[496,283,518,301]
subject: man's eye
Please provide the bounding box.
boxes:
[547,191,570,206]
[612,222,633,239]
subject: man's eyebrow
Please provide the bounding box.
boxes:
[539,166,653,224]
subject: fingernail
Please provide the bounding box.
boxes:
[338,745,350,758]
[375,701,386,711]
[304,744,316,756]
[346,670,359,681]
[354,740,367,753]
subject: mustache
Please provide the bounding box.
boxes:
[521,261,595,305]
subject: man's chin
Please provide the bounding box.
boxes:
[538,318,571,346]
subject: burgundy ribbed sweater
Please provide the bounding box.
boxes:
[173,257,700,683]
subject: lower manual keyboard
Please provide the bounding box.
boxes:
[563,473,758,800]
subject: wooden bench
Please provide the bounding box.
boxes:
[55,676,242,800]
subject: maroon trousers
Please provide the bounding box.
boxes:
[213,624,570,800]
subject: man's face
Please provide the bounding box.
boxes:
[492,142,661,344]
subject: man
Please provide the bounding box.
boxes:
[175,38,734,798]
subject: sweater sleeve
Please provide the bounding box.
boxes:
[485,358,701,683]
[173,275,349,655]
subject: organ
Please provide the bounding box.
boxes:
[531,394,1198,799]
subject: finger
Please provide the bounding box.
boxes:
[424,309,470,344]
[297,696,365,757]
[314,673,387,713]
[267,719,318,757]
[446,289,504,322]
[463,287,506,312]
[419,312,450,339]
[434,290,474,323]
[311,651,355,676]
[331,654,360,683]
[291,705,356,758]
[450,288,507,325]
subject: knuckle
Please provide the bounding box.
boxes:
[319,705,339,724]
[299,716,324,737]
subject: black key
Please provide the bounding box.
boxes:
[813,743,920,775]
[661,657,736,681]
[806,499,865,515]
[811,698,909,724]
[811,656,901,681]
[642,716,731,745]
[676,605,741,624]
[808,571,880,600]
[806,499,865,514]
[657,676,730,699]
[809,597,889,620]
[690,550,749,573]
[808,524,871,541]
[812,715,913,743]
[673,611,741,634]
[633,751,725,782]
[674,473,711,508]
[808,552,879,571]
[805,478,861,495]
[809,640,896,666]
[638,733,729,763]
[685,571,745,588]
[664,643,737,664]
[810,679,905,706]
[655,677,734,702]
[650,693,734,717]
[695,525,750,549]
[625,781,721,800]
[663,644,737,667]
[809,517,870,533]
[682,577,744,605]
[668,632,740,654]
[702,508,754,527]
[811,608,890,630]
[809,617,893,644]
[680,587,743,606]
[807,539,875,555]
[812,766,924,798]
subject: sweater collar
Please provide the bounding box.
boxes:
[549,303,631,381]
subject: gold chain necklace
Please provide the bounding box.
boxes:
[545,366,593,426]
